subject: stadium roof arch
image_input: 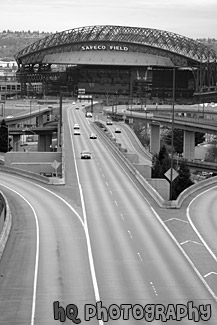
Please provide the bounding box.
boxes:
[15,25,217,69]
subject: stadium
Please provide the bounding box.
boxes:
[14,25,217,104]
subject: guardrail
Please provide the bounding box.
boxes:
[153,113,217,126]
[0,165,50,183]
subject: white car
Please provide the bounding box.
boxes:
[81,150,91,159]
[90,133,97,139]
[86,112,93,118]
[73,123,80,129]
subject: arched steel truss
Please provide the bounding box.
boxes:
[15,25,217,66]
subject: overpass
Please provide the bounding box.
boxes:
[108,108,217,160]
[2,105,58,152]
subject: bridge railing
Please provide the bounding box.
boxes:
[152,112,217,127]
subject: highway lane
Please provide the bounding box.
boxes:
[0,102,216,325]
[67,106,217,324]
[106,123,151,166]
[187,186,217,257]
[187,186,217,296]
[0,174,98,325]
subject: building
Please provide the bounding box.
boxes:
[14,25,217,104]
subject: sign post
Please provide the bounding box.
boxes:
[51,160,61,177]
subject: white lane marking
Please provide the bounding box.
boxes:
[164,218,189,223]
[0,184,39,325]
[150,281,158,296]
[68,110,103,325]
[151,206,217,302]
[187,186,217,263]
[109,190,112,195]
[127,230,133,239]
[105,182,109,186]
[114,200,118,206]
[180,240,203,246]
[120,213,124,220]
[137,252,143,262]
[204,272,217,278]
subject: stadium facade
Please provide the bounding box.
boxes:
[15,25,217,104]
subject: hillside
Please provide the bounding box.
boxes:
[0,30,52,60]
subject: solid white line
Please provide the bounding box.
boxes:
[186,186,217,262]
[180,240,203,246]
[204,272,217,278]
[164,218,189,223]
[0,184,39,325]
[68,109,103,325]
[150,206,217,302]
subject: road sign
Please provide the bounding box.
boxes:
[51,160,61,177]
[164,168,178,182]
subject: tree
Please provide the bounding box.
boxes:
[0,120,8,153]
[162,129,183,154]
[162,129,205,154]
[172,161,194,199]
[152,145,171,178]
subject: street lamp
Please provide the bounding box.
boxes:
[169,66,176,200]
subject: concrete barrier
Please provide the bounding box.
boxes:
[0,192,12,261]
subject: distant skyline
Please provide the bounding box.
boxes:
[1,0,217,39]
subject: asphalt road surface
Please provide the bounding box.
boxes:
[0,103,216,324]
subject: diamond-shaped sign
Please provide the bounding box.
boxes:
[51,160,61,170]
[164,168,178,182]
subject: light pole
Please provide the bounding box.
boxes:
[169,66,176,200]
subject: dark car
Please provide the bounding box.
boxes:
[81,150,91,159]
[115,128,121,133]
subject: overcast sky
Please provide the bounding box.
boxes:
[1,0,216,39]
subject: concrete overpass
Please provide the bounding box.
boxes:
[109,109,217,160]
[3,106,58,152]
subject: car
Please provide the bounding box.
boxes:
[90,133,97,139]
[73,123,80,129]
[74,130,81,135]
[86,111,93,117]
[81,150,91,159]
[115,128,121,133]
[75,106,79,110]
[106,120,113,125]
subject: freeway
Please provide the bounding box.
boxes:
[0,102,216,324]
[66,106,217,324]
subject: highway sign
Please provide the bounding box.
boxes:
[164,168,178,182]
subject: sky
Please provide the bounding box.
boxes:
[1,0,217,39]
